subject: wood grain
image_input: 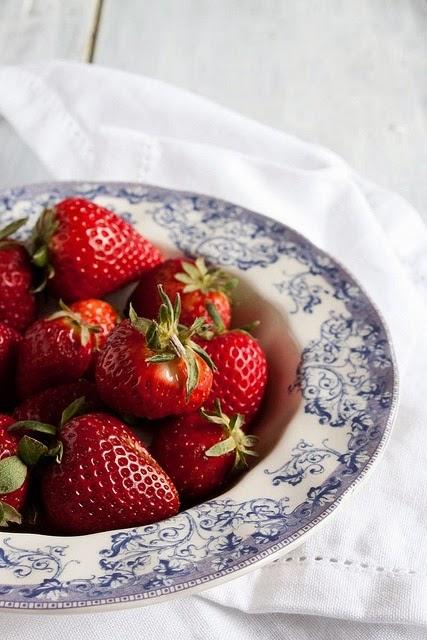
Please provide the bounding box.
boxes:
[95,0,427,214]
[0,0,425,217]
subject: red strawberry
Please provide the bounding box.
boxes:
[0,218,36,332]
[32,198,163,301]
[151,402,257,503]
[16,299,116,399]
[69,299,119,350]
[129,257,236,327]
[96,287,214,419]
[14,381,101,425]
[0,414,29,527]
[41,412,180,535]
[198,322,268,424]
[0,322,21,410]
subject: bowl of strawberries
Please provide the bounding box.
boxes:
[0,182,397,612]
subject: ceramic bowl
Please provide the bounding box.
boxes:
[0,182,398,613]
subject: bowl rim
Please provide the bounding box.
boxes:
[0,181,399,613]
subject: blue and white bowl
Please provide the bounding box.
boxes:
[0,182,398,613]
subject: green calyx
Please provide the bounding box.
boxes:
[0,395,88,527]
[8,396,88,467]
[200,301,260,341]
[48,300,100,347]
[0,455,27,495]
[175,257,238,296]
[0,501,22,527]
[202,400,258,469]
[129,285,216,398]
[31,207,59,291]
[0,218,28,244]
[0,453,27,528]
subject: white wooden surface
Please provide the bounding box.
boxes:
[0,0,425,218]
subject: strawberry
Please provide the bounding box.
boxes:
[0,322,21,410]
[14,381,101,425]
[0,218,36,332]
[31,198,163,301]
[128,257,236,327]
[69,299,120,350]
[40,412,180,535]
[151,402,257,503]
[16,299,117,399]
[96,287,214,419]
[0,415,29,527]
[198,309,268,423]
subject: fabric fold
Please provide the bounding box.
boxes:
[0,60,425,636]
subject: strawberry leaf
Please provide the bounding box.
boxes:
[8,420,57,436]
[0,456,27,495]
[205,436,236,457]
[18,436,49,466]
[184,347,199,398]
[60,396,88,427]
[0,218,27,241]
[0,501,22,527]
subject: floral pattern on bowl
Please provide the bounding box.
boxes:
[0,182,398,612]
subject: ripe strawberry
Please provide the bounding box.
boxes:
[129,257,236,327]
[40,412,180,535]
[31,197,163,301]
[151,402,257,503]
[96,287,214,419]
[0,414,29,527]
[0,322,21,410]
[14,381,101,425]
[198,316,268,423]
[69,299,120,350]
[0,218,36,331]
[16,299,116,399]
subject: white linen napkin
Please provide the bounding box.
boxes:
[0,61,425,639]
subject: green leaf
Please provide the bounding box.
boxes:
[200,409,225,425]
[159,303,169,326]
[184,348,199,398]
[195,256,208,276]
[0,456,27,495]
[145,321,159,349]
[238,320,261,335]
[0,501,22,527]
[8,420,57,436]
[146,353,176,364]
[47,441,63,463]
[32,244,49,268]
[60,396,87,427]
[181,260,201,280]
[173,292,181,322]
[0,218,27,241]
[18,436,49,466]
[205,302,225,333]
[189,341,217,372]
[205,436,236,458]
[182,283,201,293]
[174,273,194,285]
[129,304,151,335]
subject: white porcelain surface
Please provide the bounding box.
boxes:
[0,182,398,612]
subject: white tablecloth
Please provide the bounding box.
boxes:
[0,61,426,639]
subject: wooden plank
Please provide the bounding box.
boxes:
[95,0,427,215]
[0,0,97,188]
